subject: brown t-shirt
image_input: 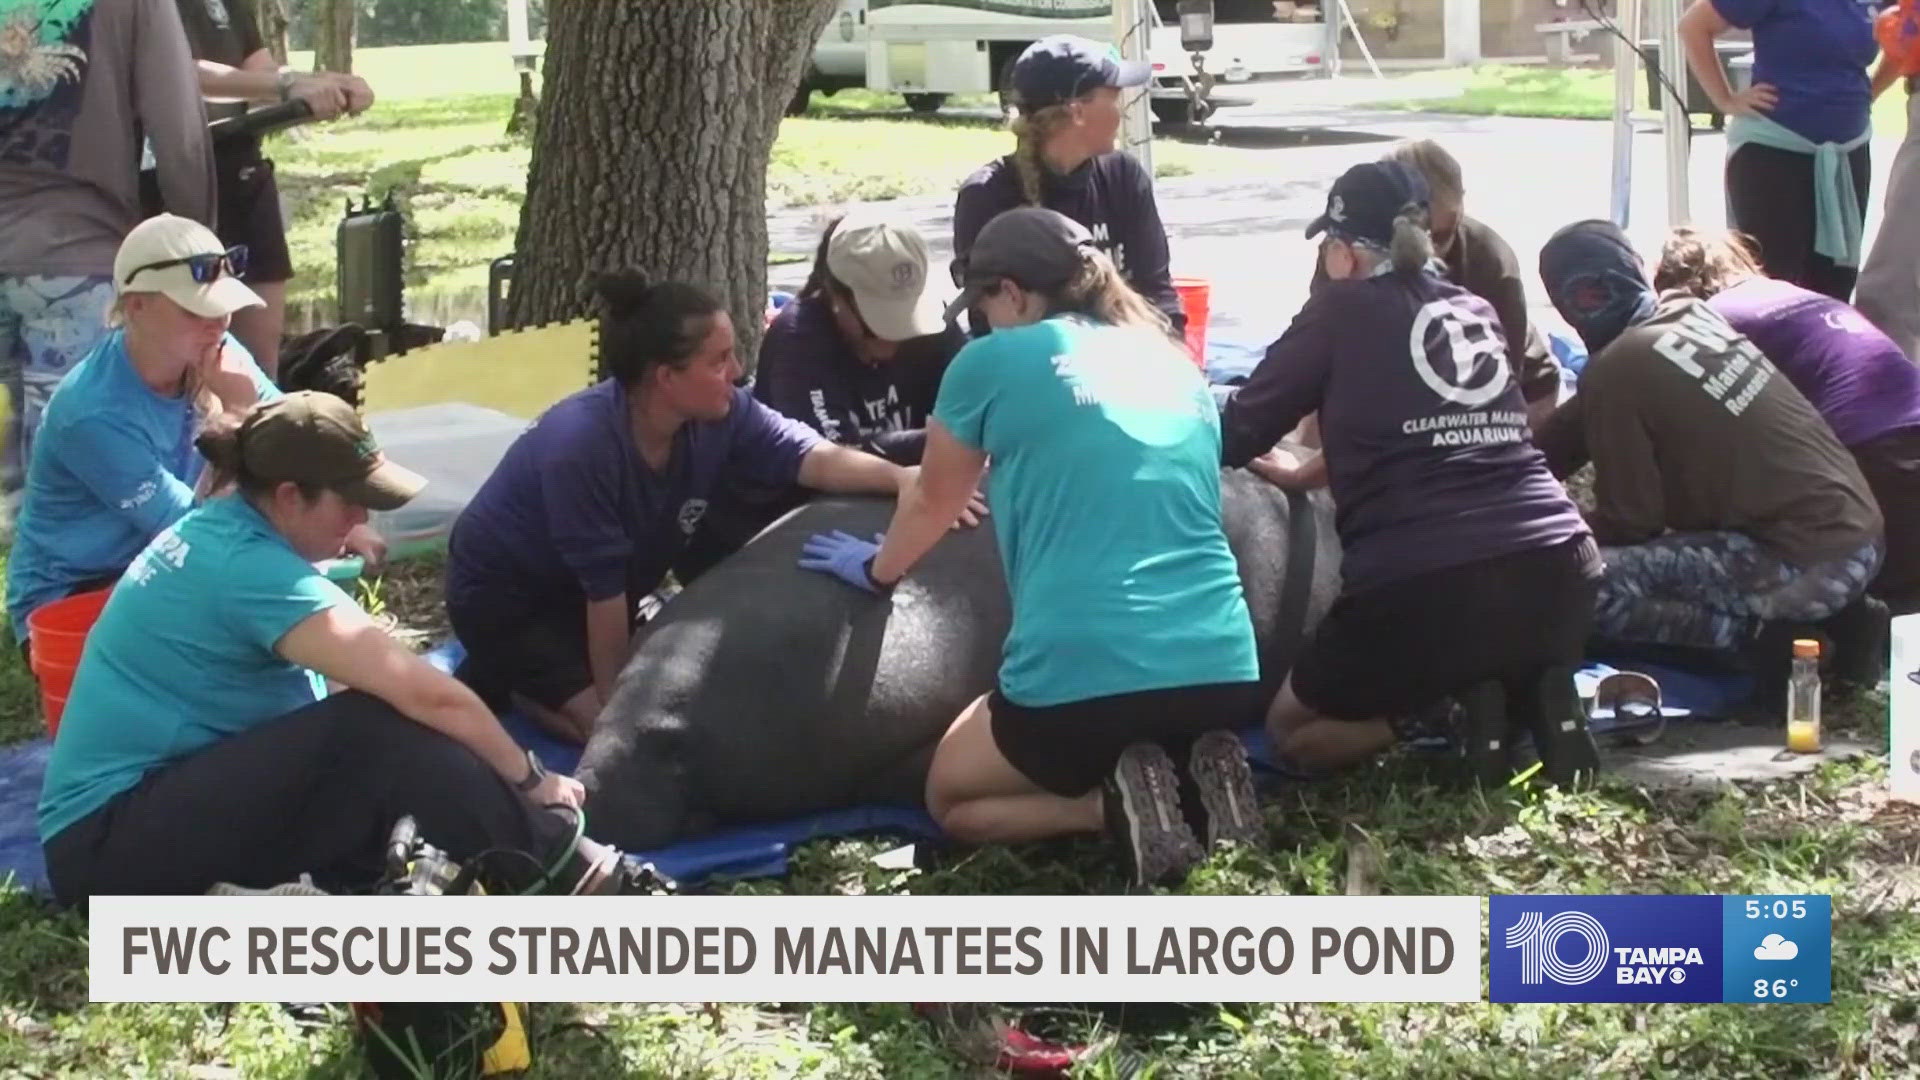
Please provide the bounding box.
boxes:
[1444,216,1560,405]
[1539,292,1882,565]
[1309,214,1561,404]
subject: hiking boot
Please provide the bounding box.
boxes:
[1512,665,1601,787]
[1451,680,1514,788]
[1180,730,1265,850]
[1102,743,1204,888]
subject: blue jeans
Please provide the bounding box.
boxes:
[1594,532,1883,651]
[0,275,114,494]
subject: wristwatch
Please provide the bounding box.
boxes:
[514,749,547,793]
[277,70,297,102]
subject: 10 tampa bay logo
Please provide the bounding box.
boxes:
[1488,896,1723,1003]
[1503,910,1705,987]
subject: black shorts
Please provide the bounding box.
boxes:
[213,140,293,285]
[446,597,595,714]
[1290,535,1603,722]
[989,680,1264,797]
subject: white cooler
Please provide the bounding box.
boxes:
[362,402,530,560]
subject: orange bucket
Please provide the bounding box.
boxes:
[1173,276,1210,371]
[27,587,112,738]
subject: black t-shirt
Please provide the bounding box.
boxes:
[952,151,1184,335]
[174,0,266,122]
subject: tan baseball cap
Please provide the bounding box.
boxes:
[239,391,426,511]
[113,214,264,319]
[825,208,947,341]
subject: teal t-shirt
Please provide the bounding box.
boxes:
[5,328,281,640]
[37,495,354,842]
[932,315,1259,707]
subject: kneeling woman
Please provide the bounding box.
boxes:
[1220,162,1602,786]
[38,392,666,903]
[799,207,1263,888]
[6,214,382,656]
[1537,220,1882,673]
[446,276,979,745]
[1656,227,1920,615]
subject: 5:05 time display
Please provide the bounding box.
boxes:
[1745,899,1809,920]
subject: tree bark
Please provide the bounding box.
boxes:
[507,0,838,372]
[249,0,290,65]
[313,0,356,74]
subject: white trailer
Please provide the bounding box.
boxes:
[796,0,1337,123]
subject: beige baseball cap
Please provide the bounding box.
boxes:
[113,214,264,319]
[825,209,947,341]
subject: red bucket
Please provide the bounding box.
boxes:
[1173,276,1210,371]
[27,587,111,737]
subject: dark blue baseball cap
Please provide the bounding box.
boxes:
[1010,34,1152,111]
[1304,161,1431,248]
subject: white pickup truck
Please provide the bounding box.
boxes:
[793,0,1335,123]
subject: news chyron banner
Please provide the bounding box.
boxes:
[90,895,1482,1004]
[1490,894,1833,1004]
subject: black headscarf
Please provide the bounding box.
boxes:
[1539,219,1658,355]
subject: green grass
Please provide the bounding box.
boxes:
[1357,63,1914,137]
[264,45,1257,327]
[1,540,1915,1076]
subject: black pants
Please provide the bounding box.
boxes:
[1727,141,1873,303]
[42,690,584,906]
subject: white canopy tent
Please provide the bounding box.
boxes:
[1613,0,1695,230]
[1109,0,1699,231]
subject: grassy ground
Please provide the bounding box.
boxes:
[1356,63,1914,138]
[264,45,1260,330]
[1,538,1916,1075]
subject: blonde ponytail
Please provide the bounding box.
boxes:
[1009,104,1074,205]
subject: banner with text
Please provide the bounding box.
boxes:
[91,894,1480,1003]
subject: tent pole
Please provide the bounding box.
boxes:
[1114,0,1155,176]
[1610,0,1642,227]
[1656,0,1692,226]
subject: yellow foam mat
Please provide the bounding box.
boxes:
[359,319,599,419]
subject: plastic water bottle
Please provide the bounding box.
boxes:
[1786,638,1823,753]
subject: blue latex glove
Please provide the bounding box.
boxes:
[798,530,887,593]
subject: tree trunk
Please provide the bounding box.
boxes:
[312,0,356,74]
[507,0,838,371]
[250,0,290,65]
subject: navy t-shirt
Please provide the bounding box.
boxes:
[1219,269,1587,593]
[752,295,966,466]
[1714,0,1880,144]
[953,152,1184,333]
[445,381,825,619]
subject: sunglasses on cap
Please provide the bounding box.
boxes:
[122,245,249,287]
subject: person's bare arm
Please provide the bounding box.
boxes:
[276,606,583,807]
[870,421,990,586]
[1679,0,1778,116]
[583,595,629,721]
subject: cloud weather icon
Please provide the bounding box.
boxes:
[1754,934,1799,961]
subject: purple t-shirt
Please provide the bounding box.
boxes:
[1708,276,1920,447]
[1219,270,1587,593]
[446,381,824,617]
[1712,0,1879,145]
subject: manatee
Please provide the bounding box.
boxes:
[575,469,1342,851]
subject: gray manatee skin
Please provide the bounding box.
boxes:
[574,468,1343,852]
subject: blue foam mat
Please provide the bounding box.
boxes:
[0,648,1751,897]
